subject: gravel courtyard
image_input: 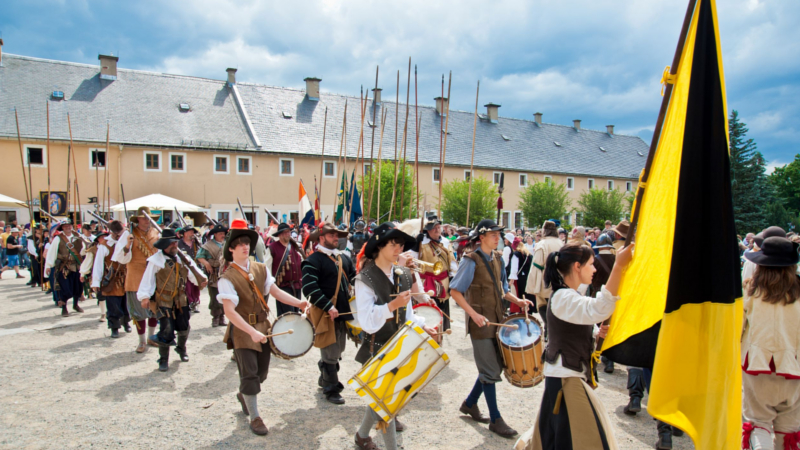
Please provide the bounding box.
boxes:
[0,273,694,450]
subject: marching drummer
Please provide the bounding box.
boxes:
[352,222,437,450]
[449,219,532,439]
[217,219,309,437]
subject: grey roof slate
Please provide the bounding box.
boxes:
[237,83,647,179]
[0,54,255,149]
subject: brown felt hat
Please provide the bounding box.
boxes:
[611,220,630,239]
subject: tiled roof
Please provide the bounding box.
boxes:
[0,54,255,149]
[237,83,647,179]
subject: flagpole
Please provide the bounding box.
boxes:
[14,109,34,223]
[318,107,327,222]
[625,0,698,248]
[465,81,480,227]
[398,57,411,221]
[376,107,388,224]
[438,71,452,218]
[389,70,400,222]
[367,66,379,220]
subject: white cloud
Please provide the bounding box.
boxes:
[766,159,786,175]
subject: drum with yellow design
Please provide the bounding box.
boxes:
[348,321,449,423]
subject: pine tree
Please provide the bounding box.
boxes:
[729,110,772,234]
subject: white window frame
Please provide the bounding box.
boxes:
[287,210,299,224]
[607,180,615,190]
[588,178,595,190]
[493,172,502,185]
[213,154,229,174]
[501,211,511,229]
[626,181,633,192]
[363,163,373,177]
[563,212,572,226]
[236,155,252,175]
[88,148,106,171]
[143,151,162,172]
[279,158,295,177]
[544,175,552,183]
[242,210,258,226]
[216,210,231,224]
[464,170,471,181]
[23,144,47,168]
[514,210,523,229]
[267,210,281,224]
[323,161,337,178]
[519,174,528,187]
[566,177,574,190]
[433,167,441,183]
[168,152,187,173]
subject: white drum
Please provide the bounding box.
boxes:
[269,312,315,360]
[412,304,443,330]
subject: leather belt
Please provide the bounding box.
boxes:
[245,311,269,325]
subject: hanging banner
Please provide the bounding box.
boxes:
[39,191,68,216]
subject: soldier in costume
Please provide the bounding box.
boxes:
[265,223,304,316]
[352,222,436,450]
[409,216,458,332]
[301,222,355,405]
[79,233,103,320]
[91,220,130,338]
[349,219,369,256]
[178,225,202,313]
[449,219,532,438]
[218,219,309,436]
[196,223,229,327]
[44,220,85,317]
[113,207,161,353]
[137,228,207,371]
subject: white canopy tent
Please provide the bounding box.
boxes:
[110,194,203,213]
[0,193,27,209]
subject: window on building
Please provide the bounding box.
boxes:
[608,180,615,190]
[217,211,230,225]
[145,152,161,171]
[244,211,257,225]
[324,161,335,177]
[289,211,299,224]
[502,211,511,228]
[544,175,552,184]
[493,172,502,185]
[464,170,471,181]
[237,156,251,174]
[514,211,523,229]
[576,212,584,226]
[27,147,44,165]
[215,156,228,173]
[433,168,441,183]
[364,163,372,176]
[90,150,106,169]
[626,181,633,192]
[519,174,528,187]
[563,213,572,226]
[280,159,294,176]
[566,177,574,190]
[588,179,595,189]
[170,154,185,172]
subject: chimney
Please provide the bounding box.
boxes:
[372,88,382,105]
[533,112,543,126]
[485,103,501,123]
[0,38,4,65]
[304,77,321,101]
[434,97,449,116]
[98,54,119,81]
[573,119,581,131]
[606,125,615,136]
[226,68,237,86]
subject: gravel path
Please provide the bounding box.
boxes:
[0,272,695,449]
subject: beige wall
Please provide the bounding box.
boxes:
[0,138,637,228]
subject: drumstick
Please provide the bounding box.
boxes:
[486,322,519,329]
[431,329,452,336]
[390,291,434,297]
[262,329,294,341]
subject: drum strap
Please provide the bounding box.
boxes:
[325,255,344,308]
[229,263,270,313]
[478,253,505,302]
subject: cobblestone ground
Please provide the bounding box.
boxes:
[0,272,694,449]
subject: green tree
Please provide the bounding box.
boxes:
[576,188,626,229]
[439,176,496,227]
[729,110,776,234]
[518,180,571,228]
[359,160,418,222]
[769,154,800,215]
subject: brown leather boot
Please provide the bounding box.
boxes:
[249,417,268,435]
[236,392,249,415]
[73,304,84,313]
[459,401,490,424]
[394,418,405,432]
[488,417,518,438]
[354,433,379,450]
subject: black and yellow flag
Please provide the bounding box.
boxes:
[601,0,742,448]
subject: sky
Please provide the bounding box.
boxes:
[2,0,798,171]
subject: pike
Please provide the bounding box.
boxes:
[250,183,255,225]
[145,215,207,284]
[367,66,379,219]
[203,212,219,227]
[67,114,83,223]
[175,206,203,248]
[398,58,411,221]
[466,81,480,227]
[347,87,368,226]
[375,107,388,224]
[334,100,347,222]
[389,70,400,221]
[264,208,281,225]
[121,184,132,233]
[40,209,92,245]
[414,65,420,221]
[237,197,249,224]
[86,210,110,228]
[438,71,452,218]
[13,108,35,223]
[318,106,327,224]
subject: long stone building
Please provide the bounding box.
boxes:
[0,47,648,229]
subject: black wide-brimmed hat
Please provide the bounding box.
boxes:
[309,222,349,242]
[423,215,441,231]
[209,224,229,236]
[181,225,199,235]
[754,226,786,248]
[275,222,292,235]
[363,222,416,257]
[745,236,800,267]
[154,228,181,250]
[471,219,504,241]
[222,218,258,262]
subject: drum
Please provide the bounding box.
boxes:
[269,312,315,360]
[496,313,544,388]
[348,321,450,423]
[412,304,443,330]
[346,296,362,339]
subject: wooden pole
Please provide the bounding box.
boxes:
[398,58,411,221]
[44,102,51,289]
[367,66,379,220]
[67,114,82,224]
[376,108,388,223]
[103,122,110,216]
[334,100,347,223]
[389,70,400,221]
[414,65,420,221]
[318,107,327,223]
[466,80,480,227]
[14,109,34,222]
[438,71,452,218]
[348,88,368,226]
[438,75,444,217]
[95,126,103,217]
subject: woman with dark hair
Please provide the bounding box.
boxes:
[741,237,800,450]
[526,242,634,449]
[352,222,436,450]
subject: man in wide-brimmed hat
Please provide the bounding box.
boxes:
[137,228,207,372]
[197,222,229,327]
[610,220,630,251]
[264,222,305,316]
[44,220,86,317]
[91,220,131,337]
[178,225,202,313]
[217,219,308,436]
[300,222,355,405]
[409,215,458,333]
[112,206,161,353]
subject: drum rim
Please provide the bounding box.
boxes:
[496,312,542,350]
[270,311,315,358]
[412,303,443,327]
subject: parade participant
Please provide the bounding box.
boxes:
[610,220,630,251]
[266,223,304,316]
[44,220,85,317]
[526,221,563,332]
[196,223,229,327]
[410,216,457,331]
[81,224,95,242]
[79,235,102,319]
[301,222,354,405]
[353,222,436,450]
[26,226,42,288]
[350,219,369,256]
[217,219,309,436]
[177,225,202,313]
[91,221,130,338]
[450,219,532,438]
[741,237,800,450]
[508,238,532,314]
[527,242,634,449]
[592,233,618,376]
[337,223,350,255]
[137,228,207,371]
[112,207,161,353]
[1,227,25,280]
[502,231,515,266]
